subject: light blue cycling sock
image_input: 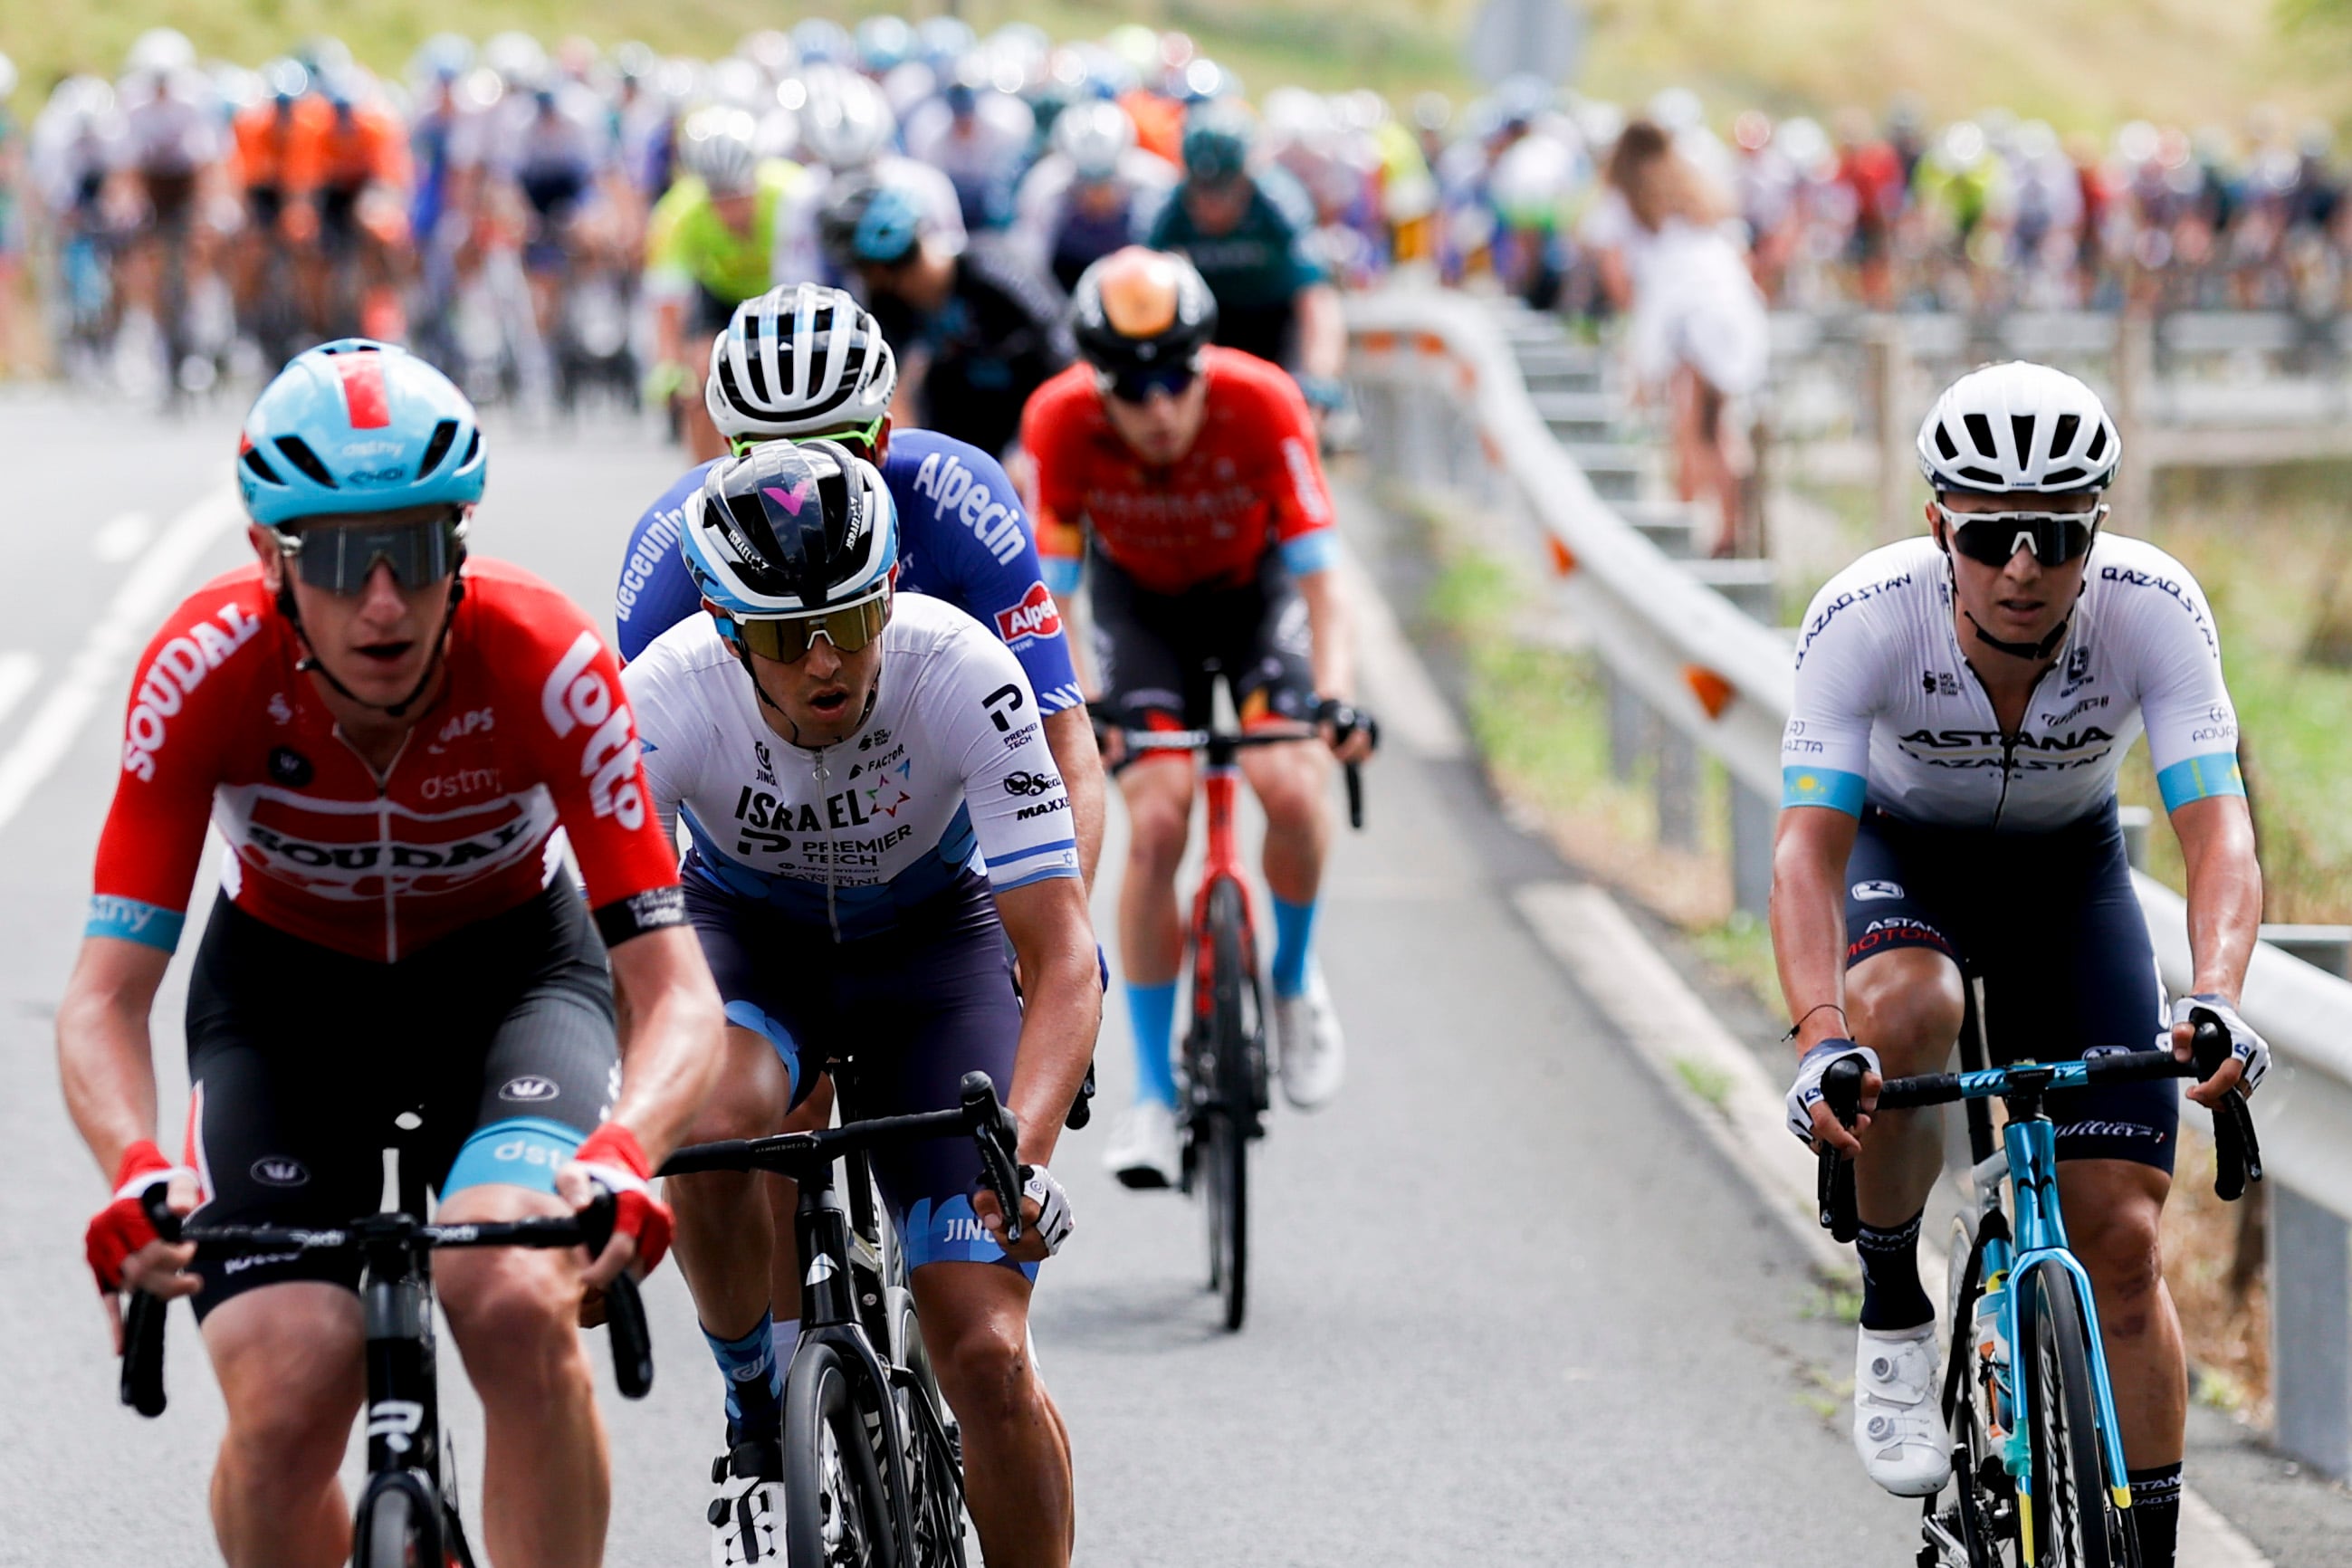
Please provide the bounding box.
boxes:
[703,1313,783,1438]
[1270,897,1319,999]
[769,1315,801,1376]
[1125,980,1179,1107]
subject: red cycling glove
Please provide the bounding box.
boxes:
[572,1123,673,1276]
[85,1140,187,1295]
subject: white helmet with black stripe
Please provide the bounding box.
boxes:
[1916,361,2120,495]
[705,283,898,443]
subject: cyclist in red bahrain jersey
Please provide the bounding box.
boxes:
[1022,246,1377,1189]
[60,339,723,1568]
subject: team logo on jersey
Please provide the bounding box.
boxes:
[1851,880,1905,901]
[268,747,314,788]
[981,684,1027,732]
[1003,770,1061,797]
[995,582,1063,645]
[1920,671,1957,696]
[122,598,267,781]
[499,1076,560,1104]
[540,631,647,832]
[754,739,776,786]
[250,1157,310,1187]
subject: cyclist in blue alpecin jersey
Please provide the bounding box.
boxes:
[613,282,1101,875]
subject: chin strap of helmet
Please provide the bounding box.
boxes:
[277,566,466,721]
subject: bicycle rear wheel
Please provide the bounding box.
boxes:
[2017,1260,2126,1568]
[784,1342,895,1568]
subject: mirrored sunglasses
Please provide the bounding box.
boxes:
[275,512,466,596]
[1936,502,2108,569]
[725,593,891,663]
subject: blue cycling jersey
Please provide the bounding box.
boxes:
[613,427,1084,714]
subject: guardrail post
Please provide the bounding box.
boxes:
[1656,729,1697,849]
[1729,780,1774,918]
[1605,674,1643,783]
[2271,1184,2352,1478]
[1869,318,1913,538]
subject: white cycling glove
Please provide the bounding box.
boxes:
[1020,1164,1075,1256]
[2171,994,2269,1095]
[1785,1039,1881,1145]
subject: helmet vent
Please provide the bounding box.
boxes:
[2011,415,2038,466]
[1962,413,1996,460]
[416,419,460,478]
[272,435,338,489]
[2050,413,2080,456]
[2044,466,2087,486]
[242,446,283,485]
[460,428,482,467]
[1934,424,1959,462]
[2085,425,2108,461]
[1957,465,2003,486]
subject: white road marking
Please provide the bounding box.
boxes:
[1333,534,1467,760]
[0,653,42,732]
[0,487,242,835]
[91,511,155,563]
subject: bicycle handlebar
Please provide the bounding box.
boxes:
[660,1070,1030,1246]
[1813,1019,2260,1242]
[1114,724,1368,830]
[119,1189,655,1416]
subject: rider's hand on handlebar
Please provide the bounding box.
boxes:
[84,1142,201,1349]
[973,1163,1073,1265]
[1315,697,1378,766]
[558,1123,674,1301]
[1786,1039,1882,1157]
[1089,709,1126,770]
[2170,993,2268,1107]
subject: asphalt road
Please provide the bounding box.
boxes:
[0,393,2314,1565]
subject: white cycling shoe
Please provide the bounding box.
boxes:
[709,1430,784,1566]
[1104,1100,1182,1190]
[1273,961,1345,1110]
[1853,1324,1952,1497]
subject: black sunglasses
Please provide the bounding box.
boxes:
[1100,363,1199,405]
[274,512,466,596]
[1936,502,2108,569]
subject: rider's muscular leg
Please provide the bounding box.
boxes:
[914,1264,1072,1568]
[673,1026,791,1342]
[1115,757,1194,987]
[1844,947,1965,1227]
[438,1185,609,1568]
[2060,1159,2185,1468]
[1241,741,1331,910]
[203,1284,364,1568]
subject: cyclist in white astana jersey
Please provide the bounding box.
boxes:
[1783,529,2239,830]
[629,590,1080,932]
[1769,364,2265,1568]
[623,439,1091,1568]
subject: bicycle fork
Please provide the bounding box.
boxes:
[358,1235,471,1567]
[793,1162,923,1548]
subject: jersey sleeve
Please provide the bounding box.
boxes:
[942,636,1082,894]
[1781,579,1883,816]
[904,442,1085,715]
[614,473,711,664]
[1257,167,1329,291]
[2114,559,2245,812]
[1254,370,1340,577]
[1018,375,1090,598]
[87,591,258,951]
[617,634,705,850]
[508,597,685,942]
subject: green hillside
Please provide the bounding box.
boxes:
[0,0,2339,131]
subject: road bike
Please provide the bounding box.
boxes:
[1816,1016,2261,1568]
[660,1067,1028,1568]
[1121,722,1364,1332]
[117,1143,654,1568]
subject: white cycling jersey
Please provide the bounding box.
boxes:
[625,593,1080,941]
[1783,533,2243,831]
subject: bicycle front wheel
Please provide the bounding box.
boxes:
[1195,877,1253,1332]
[354,1482,431,1568]
[784,1342,895,1568]
[2017,1260,2127,1568]
[891,1288,969,1568]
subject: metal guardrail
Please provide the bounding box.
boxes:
[1346,284,2352,1479]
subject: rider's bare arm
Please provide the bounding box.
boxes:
[1769,805,1868,1149]
[1041,706,1107,887]
[1296,282,1347,383]
[602,923,726,1165]
[56,937,172,1183]
[1296,566,1353,702]
[991,874,1101,1171]
[2170,792,2262,1100]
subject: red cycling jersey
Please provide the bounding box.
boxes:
[87,558,682,963]
[1023,346,1339,598]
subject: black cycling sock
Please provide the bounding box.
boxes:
[1855,1209,1935,1332]
[2128,1463,2182,1568]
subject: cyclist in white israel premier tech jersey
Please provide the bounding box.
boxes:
[1771,364,2267,1568]
[623,438,1090,1568]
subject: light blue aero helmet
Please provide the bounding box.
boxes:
[236,339,487,528]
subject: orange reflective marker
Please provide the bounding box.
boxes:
[1684,665,1735,719]
[1547,536,1578,576]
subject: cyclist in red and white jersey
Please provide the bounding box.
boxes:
[1023,246,1374,1187]
[61,340,722,1568]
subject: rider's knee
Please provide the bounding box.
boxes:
[2071,1190,2166,1333]
[1248,753,1326,832]
[930,1309,1035,1431]
[211,1301,360,1481]
[1847,950,1965,1067]
[1122,779,1191,869]
[438,1249,579,1386]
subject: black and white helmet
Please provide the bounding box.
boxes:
[706,284,898,442]
[1916,361,2120,495]
[684,439,898,618]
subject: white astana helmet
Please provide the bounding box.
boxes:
[1916,361,2121,495]
[707,283,898,442]
[1051,99,1135,182]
